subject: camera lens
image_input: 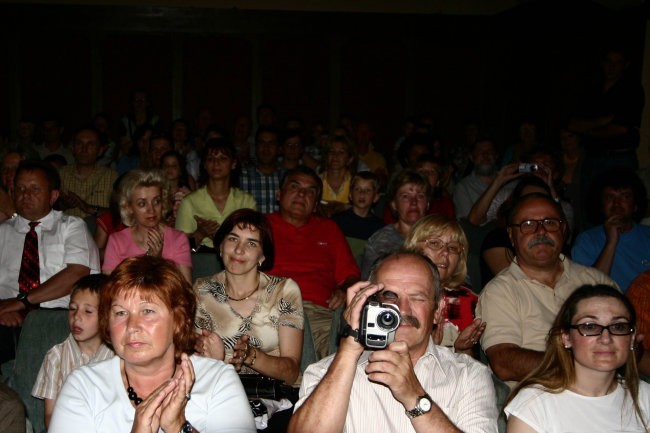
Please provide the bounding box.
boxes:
[377,311,398,330]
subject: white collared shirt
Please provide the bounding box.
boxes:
[0,210,100,308]
[296,338,498,433]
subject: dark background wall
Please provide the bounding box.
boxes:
[0,1,646,158]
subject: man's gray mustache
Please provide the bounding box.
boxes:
[527,237,556,249]
[401,315,421,329]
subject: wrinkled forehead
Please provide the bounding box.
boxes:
[513,197,561,221]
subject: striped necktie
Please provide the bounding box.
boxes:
[18,221,40,293]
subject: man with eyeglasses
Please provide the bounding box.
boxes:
[0,160,100,363]
[476,193,617,387]
[571,169,650,292]
[268,166,360,359]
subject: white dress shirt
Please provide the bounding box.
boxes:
[296,338,498,433]
[0,210,100,308]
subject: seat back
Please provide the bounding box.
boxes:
[345,237,367,268]
[10,309,70,433]
[300,314,318,373]
[191,252,222,280]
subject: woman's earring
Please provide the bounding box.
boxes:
[258,261,262,268]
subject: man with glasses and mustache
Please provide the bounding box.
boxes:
[476,193,617,387]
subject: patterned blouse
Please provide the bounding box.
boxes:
[193,271,304,374]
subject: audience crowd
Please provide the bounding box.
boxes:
[1,46,650,433]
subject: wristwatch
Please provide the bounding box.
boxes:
[405,393,433,419]
[179,421,194,433]
[16,292,38,310]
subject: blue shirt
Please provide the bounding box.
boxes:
[572,223,650,291]
[239,165,285,214]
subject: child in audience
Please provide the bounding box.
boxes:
[31,274,114,429]
[331,171,384,240]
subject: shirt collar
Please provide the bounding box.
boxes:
[15,209,57,232]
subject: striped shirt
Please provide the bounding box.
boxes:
[32,334,114,400]
[296,338,498,433]
[59,164,118,218]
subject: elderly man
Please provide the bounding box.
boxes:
[289,251,498,433]
[0,160,100,362]
[572,169,650,292]
[476,193,616,386]
[268,166,359,358]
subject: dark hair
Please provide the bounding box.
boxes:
[160,150,191,189]
[387,169,431,203]
[130,125,155,157]
[280,166,323,202]
[255,125,280,144]
[590,169,647,223]
[496,175,552,227]
[99,256,196,363]
[350,171,380,192]
[508,284,644,427]
[213,209,275,271]
[72,126,103,146]
[71,273,108,298]
[397,133,433,168]
[15,160,61,190]
[199,137,237,185]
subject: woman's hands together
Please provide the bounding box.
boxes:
[130,354,196,433]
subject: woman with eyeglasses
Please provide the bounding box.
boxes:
[504,284,649,433]
[404,214,485,356]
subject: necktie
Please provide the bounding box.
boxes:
[18,221,40,293]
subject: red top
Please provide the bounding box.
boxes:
[443,284,478,331]
[267,213,360,307]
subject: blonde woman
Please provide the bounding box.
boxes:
[102,169,192,282]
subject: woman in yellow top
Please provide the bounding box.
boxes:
[320,134,355,216]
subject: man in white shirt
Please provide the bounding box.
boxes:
[0,160,99,362]
[289,250,497,433]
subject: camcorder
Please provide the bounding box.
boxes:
[518,163,538,173]
[358,298,401,349]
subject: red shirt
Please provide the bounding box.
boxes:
[268,213,360,307]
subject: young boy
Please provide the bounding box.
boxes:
[331,171,384,240]
[31,274,114,428]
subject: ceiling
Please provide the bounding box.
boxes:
[0,0,644,15]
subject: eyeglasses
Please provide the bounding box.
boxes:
[569,322,635,337]
[509,218,564,235]
[423,239,462,256]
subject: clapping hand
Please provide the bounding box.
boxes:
[194,216,220,243]
[146,226,165,257]
[195,328,225,360]
[230,334,252,372]
[131,354,196,433]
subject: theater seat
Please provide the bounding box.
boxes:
[9,309,69,433]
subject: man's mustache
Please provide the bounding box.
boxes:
[401,315,421,329]
[527,236,556,249]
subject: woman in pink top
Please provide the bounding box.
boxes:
[102,169,192,282]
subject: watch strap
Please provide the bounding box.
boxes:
[341,321,359,341]
[179,421,193,433]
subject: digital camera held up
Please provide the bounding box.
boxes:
[359,300,401,349]
[517,163,538,173]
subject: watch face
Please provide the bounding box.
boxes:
[419,396,432,412]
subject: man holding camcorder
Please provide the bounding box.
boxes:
[288,250,498,433]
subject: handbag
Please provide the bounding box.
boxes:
[238,374,294,400]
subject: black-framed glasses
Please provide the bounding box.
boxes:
[569,322,635,337]
[509,218,564,235]
[423,239,462,256]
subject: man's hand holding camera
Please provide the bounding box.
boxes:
[342,281,426,412]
